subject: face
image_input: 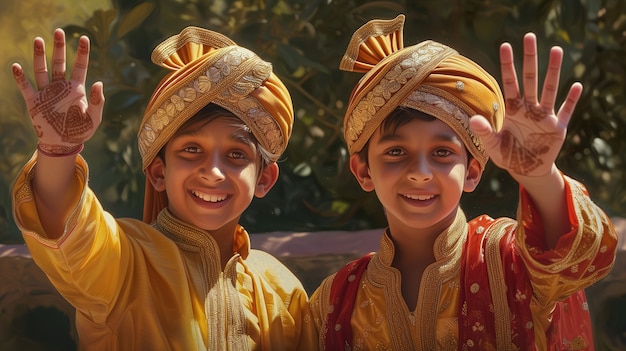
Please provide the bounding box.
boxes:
[146,116,278,233]
[351,117,481,236]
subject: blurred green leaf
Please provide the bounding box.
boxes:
[117,2,154,39]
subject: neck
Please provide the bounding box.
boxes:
[209,223,239,270]
[389,227,438,268]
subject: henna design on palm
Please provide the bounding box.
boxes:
[505,99,523,115]
[525,103,549,122]
[501,130,543,174]
[29,81,93,144]
[500,130,560,174]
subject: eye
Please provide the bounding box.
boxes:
[433,148,453,157]
[386,148,405,156]
[228,150,248,160]
[183,146,201,153]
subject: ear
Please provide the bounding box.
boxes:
[254,162,279,198]
[145,157,167,192]
[349,154,375,192]
[463,158,483,193]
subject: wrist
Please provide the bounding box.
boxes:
[37,143,84,158]
[512,164,563,189]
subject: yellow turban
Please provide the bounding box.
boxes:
[341,15,504,169]
[138,26,294,223]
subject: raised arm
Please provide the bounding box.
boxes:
[12,28,104,239]
[469,33,583,249]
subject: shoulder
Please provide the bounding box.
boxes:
[468,215,517,237]
[246,249,305,294]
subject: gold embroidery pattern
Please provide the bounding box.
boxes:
[484,218,517,350]
[155,210,249,350]
[344,42,451,149]
[401,90,486,160]
[138,46,283,161]
[517,176,616,290]
[365,211,467,350]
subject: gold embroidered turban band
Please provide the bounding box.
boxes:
[138,26,293,169]
[341,14,505,169]
[139,26,293,223]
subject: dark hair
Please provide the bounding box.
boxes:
[156,103,273,166]
[356,107,471,164]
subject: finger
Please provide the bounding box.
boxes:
[87,81,105,124]
[522,33,538,105]
[539,46,563,112]
[51,28,66,82]
[499,42,520,101]
[33,37,49,89]
[556,82,583,128]
[469,115,499,150]
[70,35,90,83]
[12,63,36,101]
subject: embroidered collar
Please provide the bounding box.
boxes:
[154,208,251,259]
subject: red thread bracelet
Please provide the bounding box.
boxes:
[37,143,84,158]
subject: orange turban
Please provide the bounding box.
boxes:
[138,26,294,223]
[341,15,504,169]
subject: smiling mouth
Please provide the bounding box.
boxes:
[402,194,435,201]
[192,190,228,203]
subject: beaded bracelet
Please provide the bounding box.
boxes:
[37,143,84,158]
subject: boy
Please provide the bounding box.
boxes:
[309,15,617,350]
[11,26,317,350]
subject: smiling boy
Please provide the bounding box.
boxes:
[310,15,617,350]
[11,27,316,350]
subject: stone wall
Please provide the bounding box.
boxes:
[1,218,624,350]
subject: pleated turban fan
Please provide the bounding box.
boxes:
[341,14,505,169]
[138,26,294,223]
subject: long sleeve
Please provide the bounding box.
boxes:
[12,154,131,317]
[516,174,617,305]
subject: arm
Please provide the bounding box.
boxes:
[469,33,583,249]
[12,28,104,239]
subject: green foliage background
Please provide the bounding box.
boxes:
[1,0,624,242]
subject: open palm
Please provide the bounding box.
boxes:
[470,33,583,177]
[12,28,104,154]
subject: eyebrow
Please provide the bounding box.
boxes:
[377,131,461,144]
[174,128,256,148]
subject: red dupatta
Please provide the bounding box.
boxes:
[459,216,595,350]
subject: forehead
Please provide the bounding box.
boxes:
[376,115,460,140]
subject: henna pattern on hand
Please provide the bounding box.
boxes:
[12,66,30,90]
[29,80,93,144]
[29,81,71,117]
[525,103,548,122]
[63,105,93,143]
[34,44,45,57]
[505,98,523,115]
[39,142,82,155]
[33,125,44,138]
[89,87,102,105]
[500,130,543,174]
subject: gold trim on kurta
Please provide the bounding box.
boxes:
[155,209,250,351]
[366,209,467,350]
[484,218,516,349]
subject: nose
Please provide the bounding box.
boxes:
[200,156,226,183]
[407,155,432,182]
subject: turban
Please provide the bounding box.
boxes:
[138,26,293,223]
[341,14,504,169]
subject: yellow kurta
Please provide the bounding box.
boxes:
[310,176,617,350]
[12,155,317,351]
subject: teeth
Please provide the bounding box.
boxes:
[404,194,434,200]
[192,190,227,203]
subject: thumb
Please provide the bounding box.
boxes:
[87,81,105,125]
[469,115,498,149]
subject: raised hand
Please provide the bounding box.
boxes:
[12,28,104,156]
[469,33,583,177]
